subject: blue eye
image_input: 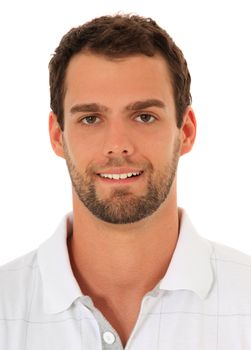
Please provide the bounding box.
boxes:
[81,116,100,124]
[135,114,156,123]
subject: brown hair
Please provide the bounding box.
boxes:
[49,14,192,130]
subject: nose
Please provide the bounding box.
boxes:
[102,122,135,157]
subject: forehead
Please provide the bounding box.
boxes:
[64,52,174,110]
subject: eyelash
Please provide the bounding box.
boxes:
[80,115,101,125]
[135,113,156,123]
[80,113,157,125]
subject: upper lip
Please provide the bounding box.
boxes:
[97,168,143,175]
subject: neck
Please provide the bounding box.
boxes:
[68,191,180,297]
[67,188,180,346]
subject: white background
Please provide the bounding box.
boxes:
[0,0,250,264]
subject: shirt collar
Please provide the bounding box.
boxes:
[37,213,82,314]
[159,209,214,299]
[37,210,214,314]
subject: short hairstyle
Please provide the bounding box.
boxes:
[49,14,192,130]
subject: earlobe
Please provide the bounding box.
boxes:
[180,107,197,156]
[48,112,65,158]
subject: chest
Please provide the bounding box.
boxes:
[2,291,251,350]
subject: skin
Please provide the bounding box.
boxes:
[49,52,196,346]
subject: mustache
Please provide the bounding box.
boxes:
[88,157,152,173]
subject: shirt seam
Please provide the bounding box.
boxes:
[77,303,84,349]
[0,316,94,323]
[155,294,164,350]
[212,244,219,350]
[1,312,251,325]
[23,267,38,350]
[210,257,251,267]
[0,265,38,272]
[139,311,251,317]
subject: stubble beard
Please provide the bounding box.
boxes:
[63,140,180,224]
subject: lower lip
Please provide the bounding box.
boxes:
[97,173,143,184]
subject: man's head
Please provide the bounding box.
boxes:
[49,14,196,224]
[49,14,192,131]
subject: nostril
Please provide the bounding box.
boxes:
[103,141,134,156]
[107,149,128,155]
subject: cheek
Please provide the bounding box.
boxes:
[65,122,106,156]
[149,136,176,158]
[151,138,181,171]
[63,127,96,163]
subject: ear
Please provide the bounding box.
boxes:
[48,112,65,158]
[180,106,197,156]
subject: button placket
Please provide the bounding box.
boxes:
[103,331,116,345]
[80,295,123,348]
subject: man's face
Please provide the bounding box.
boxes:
[53,52,190,224]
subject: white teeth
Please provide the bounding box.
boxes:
[99,172,141,180]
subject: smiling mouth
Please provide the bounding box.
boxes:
[97,171,144,180]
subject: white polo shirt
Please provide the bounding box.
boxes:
[1,210,251,349]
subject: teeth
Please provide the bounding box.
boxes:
[99,172,141,180]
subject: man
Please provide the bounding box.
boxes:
[1,14,251,350]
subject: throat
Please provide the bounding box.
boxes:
[94,295,143,348]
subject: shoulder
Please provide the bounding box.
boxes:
[209,240,251,313]
[210,239,251,273]
[0,250,39,317]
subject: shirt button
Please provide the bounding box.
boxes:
[103,331,116,345]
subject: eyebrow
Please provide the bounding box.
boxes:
[125,99,166,111]
[69,99,166,115]
[70,103,108,115]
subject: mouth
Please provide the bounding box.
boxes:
[95,168,145,185]
[97,171,143,180]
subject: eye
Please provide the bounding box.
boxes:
[81,115,101,125]
[135,113,156,123]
